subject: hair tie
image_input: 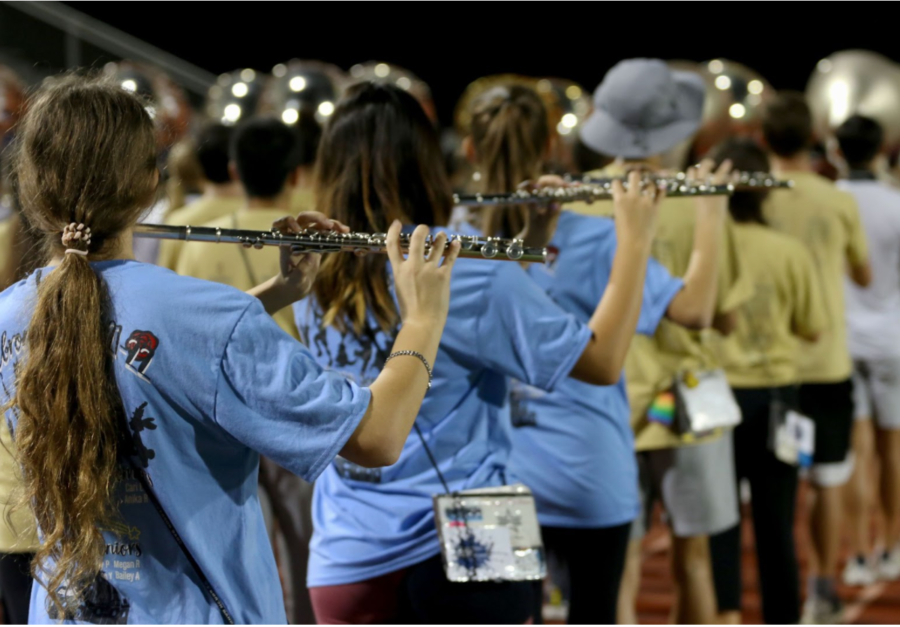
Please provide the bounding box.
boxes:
[61,223,92,252]
[64,249,89,257]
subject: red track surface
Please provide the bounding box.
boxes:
[631,487,900,624]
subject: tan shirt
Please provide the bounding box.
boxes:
[713,223,827,388]
[569,167,753,451]
[763,170,868,383]
[0,421,39,552]
[157,196,244,272]
[175,208,300,340]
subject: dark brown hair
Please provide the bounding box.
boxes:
[709,137,771,225]
[470,85,549,238]
[8,73,157,616]
[312,82,452,334]
[762,91,812,158]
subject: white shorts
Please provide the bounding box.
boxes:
[852,358,900,430]
[631,434,740,540]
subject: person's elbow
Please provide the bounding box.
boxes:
[797,329,822,343]
[666,297,714,331]
[850,262,873,288]
[340,431,403,468]
[570,354,621,386]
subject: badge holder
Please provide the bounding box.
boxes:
[675,369,742,434]
[770,400,815,468]
[433,483,545,582]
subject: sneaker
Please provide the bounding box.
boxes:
[843,555,877,586]
[877,546,900,581]
[801,595,844,625]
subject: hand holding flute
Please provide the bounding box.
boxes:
[247,211,349,314]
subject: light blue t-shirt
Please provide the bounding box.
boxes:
[508,211,684,528]
[294,245,593,587]
[0,261,370,624]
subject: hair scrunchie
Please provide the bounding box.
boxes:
[61,223,92,256]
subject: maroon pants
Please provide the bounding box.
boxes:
[310,553,535,624]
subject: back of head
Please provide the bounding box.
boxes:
[10,73,158,616]
[195,123,234,184]
[231,117,300,199]
[836,115,884,170]
[293,111,323,169]
[312,81,451,334]
[709,137,771,224]
[470,85,549,237]
[762,91,813,158]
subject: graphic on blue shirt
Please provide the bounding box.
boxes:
[507,212,684,528]
[0,260,370,623]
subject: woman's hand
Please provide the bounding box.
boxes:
[612,170,665,250]
[274,212,349,300]
[690,158,732,217]
[246,212,349,314]
[386,221,461,330]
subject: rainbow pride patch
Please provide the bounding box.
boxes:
[648,391,676,426]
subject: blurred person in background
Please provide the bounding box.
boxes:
[831,115,900,587]
[759,92,871,625]
[570,59,749,626]
[461,82,731,624]
[157,123,244,272]
[707,138,826,625]
[164,137,204,213]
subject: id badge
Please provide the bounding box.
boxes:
[433,483,545,583]
[771,405,815,468]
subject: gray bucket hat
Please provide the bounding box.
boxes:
[579,59,706,159]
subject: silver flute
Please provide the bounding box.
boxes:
[133,223,547,263]
[453,172,792,207]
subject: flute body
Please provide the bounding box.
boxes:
[133,223,547,263]
[453,172,793,207]
[454,181,733,207]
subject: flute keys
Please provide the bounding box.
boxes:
[506,241,524,261]
[481,239,498,259]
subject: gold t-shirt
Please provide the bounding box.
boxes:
[0,421,39,552]
[0,219,39,552]
[713,223,828,388]
[763,170,868,384]
[156,196,244,272]
[175,208,300,340]
[569,167,753,451]
[0,217,18,291]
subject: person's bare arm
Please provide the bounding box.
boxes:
[340,223,461,467]
[569,171,664,385]
[665,160,731,330]
[849,261,872,287]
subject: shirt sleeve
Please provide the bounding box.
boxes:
[214,300,371,482]
[637,258,684,336]
[791,246,828,340]
[474,262,592,392]
[842,194,869,268]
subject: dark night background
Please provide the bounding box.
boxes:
[9,4,900,128]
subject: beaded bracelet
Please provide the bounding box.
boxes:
[385,350,433,389]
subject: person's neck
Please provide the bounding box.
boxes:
[49,231,135,265]
[245,191,292,212]
[769,152,813,174]
[203,181,243,200]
